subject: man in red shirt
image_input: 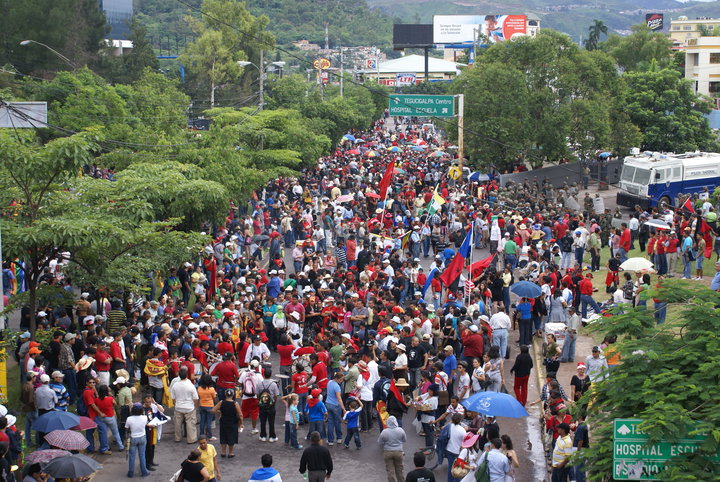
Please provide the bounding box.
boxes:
[109,332,125,376]
[211,352,239,392]
[461,324,484,365]
[578,273,602,320]
[618,223,631,262]
[93,340,112,387]
[307,354,328,396]
[216,334,234,357]
[82,379,110,454]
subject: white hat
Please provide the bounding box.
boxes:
[187,322,199,330]
[40,374,50,383]
[250,359,260,368]
[479,315,489,322]
[0,406,6,417]
[113,376,127,385]
[83,315,95,325]
[38,311,47,318]
[341,333,351,340]
[469,325,479,333]
[290,311,301,320]
[351,293,360,298]
[5,414,16,428]
[51,371,64,379]
[80,292,90,299]
[198,321,209,329]
[269,270,277,275]
[391,316,401,323]
[396,343,406,352]
[388,336,399,344]
[64,333,76,342]
[183,262,192,267]
[285,286,294,291]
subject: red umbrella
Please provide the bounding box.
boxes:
[366,192,381,199]
[45,430,90,451]
[346,149,361,155]
[71,416,97,431]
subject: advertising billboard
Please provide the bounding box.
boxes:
[396,73,417,87]
[646,13,664,31]
[433,15,527,45]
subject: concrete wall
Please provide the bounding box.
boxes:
[497,159,623,188]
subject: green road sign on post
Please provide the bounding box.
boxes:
[613,419,719,480]
[388,95,455,118]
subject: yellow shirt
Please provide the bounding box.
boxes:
[198,444,217,479]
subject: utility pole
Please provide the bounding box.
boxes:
[340,46,344,97]
[457,94,464,171]
[259,49,264,110]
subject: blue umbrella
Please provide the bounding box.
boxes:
[387,146,401,152]
[32,411,80,433]
[461,391,528,418]
[469,171,490,182]
[509,280,542,299]
[410,145,427,151]
[342,134,356,142]
[598,151,612,159]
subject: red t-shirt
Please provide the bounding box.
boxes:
[211,361,239,389]
[95,396,115,417]
[83,388,101,418]
[109,342,124,365]
[316,350,330,366]
[462,332,484,358]
[277,344,295,367]
[579,278,594,296]
[217,342,234,357]
[311,362,328,389]
[292,372,309,394]
[236,342,250,368]
[94,349,111,372]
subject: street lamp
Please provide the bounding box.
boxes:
[238,54,286,110]
[19,40,77,70]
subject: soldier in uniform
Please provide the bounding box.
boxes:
[584,193,594,219]
[599,209,613,248]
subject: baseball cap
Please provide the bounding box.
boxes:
[40,374,50,383]
[592,346,600,352]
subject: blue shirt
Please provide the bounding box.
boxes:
[305,400,327,422]
[325,380,341,407]
[517,302,532,320]
[682,236,693,254]
[343,407,361,429]
[711,271,720,291]
[484,449,510,482]
[443,354,457,381]
[267,277,281,298]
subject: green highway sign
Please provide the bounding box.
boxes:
[388,95,455,118]
[613,419,719,480]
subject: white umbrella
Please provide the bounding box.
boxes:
[620,257,654,271]
[644,219,671,230]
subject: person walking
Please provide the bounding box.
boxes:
[325,372,345,446]
[446,413,467,482]
[197,435,220,482]
[257,368,280,442]
[377,415,406,482]
[197,374,217,441]
[124,404,150,478]
[405,451,436,482]
[249,454,282,482]
[551,423,573,482]
[212,388,243,458]
[510,345,533,406]
[299,431,333,482]
[170,366,199,444]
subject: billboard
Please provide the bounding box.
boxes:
[396,73,417,87]
[433,15,526,45]
[646,13,664,31]
[393,24,434,50]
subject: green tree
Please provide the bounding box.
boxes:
[0,129,101,332]
[98,18,159,85]
[602,24,673,72]
[584,19,608,51]
[582,281,720,480]
[622,65,715,152]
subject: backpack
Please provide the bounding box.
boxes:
[242,375,257,397]
[622,281,634,301]
[474,452,491,482]
[258,384,275,412]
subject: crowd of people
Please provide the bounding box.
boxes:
[9,112,718,482]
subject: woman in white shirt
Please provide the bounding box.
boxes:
[446,412,467,482]
[414,383,439,451]
[457,432,483,482]
[125,404,150,478]
[471,358,487,394]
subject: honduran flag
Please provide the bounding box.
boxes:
[439,228,472,287]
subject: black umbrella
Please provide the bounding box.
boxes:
[42,454,102,478]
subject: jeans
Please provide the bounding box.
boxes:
[24,410,39,446]
[502,287,511,313]
[423,237,431,257]
[307,420,326,440]
[580,294,602,319]
[128,435,149,477]
[326,404,342,443]
[101,415,124,450]
[505,254,517,269]
[62,368,78,405]
[519,319,532,346]
[151,386,164,405]
[421,422,433,448]
[288,422,300,448]
[573,460,587,482]
[561,252,573,269]
[590,250,600,272]
[492,328,508,359]
[654,301,667,324]
[575,247,585,266]
[199,406,214,438]
[317,237,326,254]
[86,415,109,452]
[294,260,303,274]
[343,427,361,448]
[259,409,276,439]
[656,253,667,275]
[360,399,373,431]
[682,254,692,278]
[551,466,570,481]
[408,367,422,392]
[617,248,628,263]
[384,450,404,482]
[446,450,459,482]
[560,331,576,362]
[298,393,308,424]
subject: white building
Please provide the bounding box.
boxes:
[359,54,464,86]
[684,36,720,100]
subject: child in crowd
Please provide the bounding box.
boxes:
[282,393,303,450]
[342,397,363,449]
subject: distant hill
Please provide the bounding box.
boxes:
[367,0,720,42]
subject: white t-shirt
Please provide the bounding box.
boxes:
[125,415,147,438]
[394,353,408,369]
[170,379,199,413]
[446,423,467,454]
[456,373,471,400]
[471,367,486,392]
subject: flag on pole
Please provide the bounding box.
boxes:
[700,219,714,258]
[378,161,394,200]
[422,268,438,299]
[439,228,472,287]
[680,196,694,213]
[398,230,413,250]
[426,186,446,216]
[469,254,495,278]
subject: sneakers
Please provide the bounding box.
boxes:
[343,444,349,449]
[292,445,303,450]
[259,437,267,442]
[327,442,334,446]
[209,437,217,441]
[100,450,113,455]
[251,428,260,434]
[269,437,278,442]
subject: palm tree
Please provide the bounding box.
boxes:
[584,20,608,50]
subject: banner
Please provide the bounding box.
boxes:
[395,72,416,87]
[433,14,527,45]
[646,13,663,32]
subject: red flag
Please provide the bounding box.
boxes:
[439,230,472,287]
[378,162,394,200]
[470,255,495,278]
[700,220,715,258]
[680,196,694,213]
[388,378,406,407]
